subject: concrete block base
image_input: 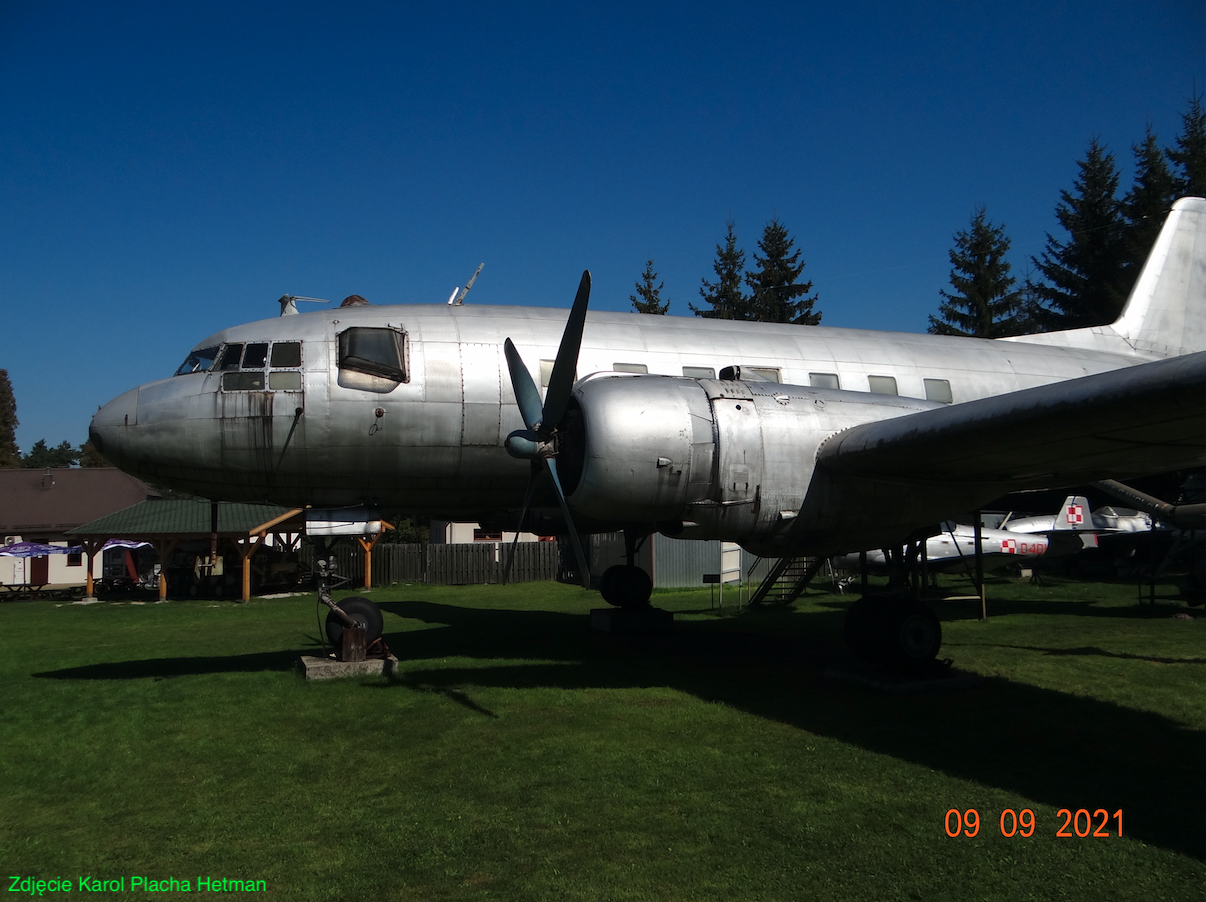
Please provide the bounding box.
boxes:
[823,661,982,694]
[299,654,399,681]
[590,607,674,635]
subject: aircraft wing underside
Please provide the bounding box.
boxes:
[793,351,1206,552]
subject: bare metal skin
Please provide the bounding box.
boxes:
[91,199,1206,557]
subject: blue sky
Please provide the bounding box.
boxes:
[2,0,1202,453]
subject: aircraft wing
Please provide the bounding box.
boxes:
[795,351,1206,551]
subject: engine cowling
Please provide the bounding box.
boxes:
[562,374,942,545]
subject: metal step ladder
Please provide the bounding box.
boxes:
[747,555,824,606]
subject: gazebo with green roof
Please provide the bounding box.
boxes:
[67,499,304,601]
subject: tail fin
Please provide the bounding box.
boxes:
[1052,495,1092,530]
[1053,495,1099,550]
[1003,196,1206,357]
[1112,196,1206,356]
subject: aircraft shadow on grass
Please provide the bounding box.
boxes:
[374,599,1205,862]
[32,649,310,680]
[31,597,1204,860]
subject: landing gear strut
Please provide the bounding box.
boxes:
[315,553,388,660]
[599,528,653,609]
[844,535,942,672]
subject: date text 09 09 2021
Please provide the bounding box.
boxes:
[945,809,1123,838]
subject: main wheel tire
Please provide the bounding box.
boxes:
[600,565,652,609]
[888,600,942,672]
[599,566,622,604]
[616,565,653,609]
[325,596,384,647]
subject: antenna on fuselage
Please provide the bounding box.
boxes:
[448,263,485,305]
[278,295,331,316]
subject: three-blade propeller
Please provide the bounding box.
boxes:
[501,271,592,588]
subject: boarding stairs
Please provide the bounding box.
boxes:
[747,555,824,606]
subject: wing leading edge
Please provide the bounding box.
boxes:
[794,351,1206,552]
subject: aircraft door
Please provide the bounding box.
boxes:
[460,342,501,446]
[217,339,309,485]
[710,397,763,505]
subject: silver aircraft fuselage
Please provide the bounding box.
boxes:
[90,302,1153,521]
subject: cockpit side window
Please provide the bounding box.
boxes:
[242,343,269,369]
[337,327,407,392]
[270,341,302,368]
[174,346,220,376]
[216,344,244,370]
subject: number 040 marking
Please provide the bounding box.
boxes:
[1056,809,1122,837]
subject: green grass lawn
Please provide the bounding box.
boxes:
[0,577,1202,900]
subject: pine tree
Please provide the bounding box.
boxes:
[21,439,79,468]
[629,259,670,314]
[0,369,18,468]
[928,207,1022,338]
[744,218,821,324]
[1030,138,1129,329]
[1168,94,1206,197]
[691,220,751,319]
[78,440,111,467]
[1121,125,1176,294]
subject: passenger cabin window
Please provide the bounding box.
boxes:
[748,366,780,382]
[924,378,953,404]
[720,365,780,382]
[868,375,898,396]
[539,360,578,387]
[175,346,220,376]
[683,366,715,379]
[337,327,407,392]
[613,363,647,374]
[809,372,840,389]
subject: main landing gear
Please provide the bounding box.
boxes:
[598,529,654,609]
[843,541,943,672]
[843,595,942,671]
[315,554,389,661]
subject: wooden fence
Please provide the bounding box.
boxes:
[302,541,560,587]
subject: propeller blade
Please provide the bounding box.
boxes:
[546,458,590,589]
[502,468,541,585]
[542,270,591,431]
[504,338,544,431]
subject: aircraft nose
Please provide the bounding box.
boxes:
[89,387,139,463]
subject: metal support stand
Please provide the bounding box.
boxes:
[973,511,986,620]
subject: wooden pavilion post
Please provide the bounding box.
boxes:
[241,509,305,602]
[151,538,179,600]
[355,520,392,590]
[81,538,105,600]
[236,534,264,603]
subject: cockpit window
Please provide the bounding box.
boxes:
[174,346,220,376]
[217,344,244,370]
[338,328,407,383]
[242,343,269,369]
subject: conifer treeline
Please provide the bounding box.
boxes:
[635,96,1206,340]
[931,96,1205,337]
[631,217,822,325]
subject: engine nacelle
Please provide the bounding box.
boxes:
[563,374,942,545]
